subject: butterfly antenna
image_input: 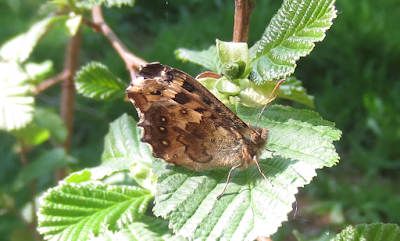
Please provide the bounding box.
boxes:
[255,79,285,126]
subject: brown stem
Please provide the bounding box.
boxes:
[56,27,82,181]
[91,5,147,78]
[35,70,70,94]
[18,140,42,241]
[233,0,256,42]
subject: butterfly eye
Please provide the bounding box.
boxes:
[151,90,161,95]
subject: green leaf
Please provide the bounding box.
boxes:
[25,60,54,83]
[12,148,74,192]
[65,114,156,192]
[101,114,149,164]
[0,63,35,131]
[34,108,68,144]
[0,16,67,63]
[11,108,68,146]
[97,215,185,241]
[249,0,337,83]
[279,77,315,108]
[216,39,249,79]
[65,15,82,36]
[333,223,400,241]
[37,181,152,240]
[10,123,50,147]
[175,46,223,74]
[235,80,282,107]
[153,105,341,240]
[76,0,135,10]
[75,62,126,101]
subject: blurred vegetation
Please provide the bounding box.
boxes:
[0,0,399,240]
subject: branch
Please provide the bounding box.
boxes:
[35,70,70,94]
[233,0,256,42]
[18,139,41,241]
[90,5,147,78]
[56,27,82,181]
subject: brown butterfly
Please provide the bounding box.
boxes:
[126,62,281,198]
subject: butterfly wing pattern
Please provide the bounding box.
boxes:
[126,62,269,196]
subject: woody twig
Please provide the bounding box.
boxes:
[233,0,256,42]
[91,5,147,78]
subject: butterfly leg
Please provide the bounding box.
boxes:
[217,163,243,199]
[253,156,274,186]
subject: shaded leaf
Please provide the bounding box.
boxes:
[11,123,49,147]
[75,62,126,101]
[153,104,341,240]
[250,0,337,83]
[34,108,68,144]
[175,46,222,74]
[38,181,152,241]
[96,215,185,241]
[333,223,400,241]
[12,148,74,192]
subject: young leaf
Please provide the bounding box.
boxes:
[333,223,400,241]
[0,16,67,63]
[37,181,153,241]
[75,62,126,101]
[0,63,35,131]
[175,46,222,74]
[249,0,337,83]
[216,39,249,79]
[153,104,341,240]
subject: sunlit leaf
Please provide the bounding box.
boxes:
[38,181,152,241]
[250,0,337,83]
[76,0,135,10]
[153,104,341,240]
[65,114,156,192]
[75,62,126,100]
[0,63,35,131]
[0,16,67,63]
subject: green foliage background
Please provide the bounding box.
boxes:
[0,0,399,240]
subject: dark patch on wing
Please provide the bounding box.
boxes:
[194,107,207,113]
[173,92,190,105]
[139,63,164,79]
[182,81,195,92]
